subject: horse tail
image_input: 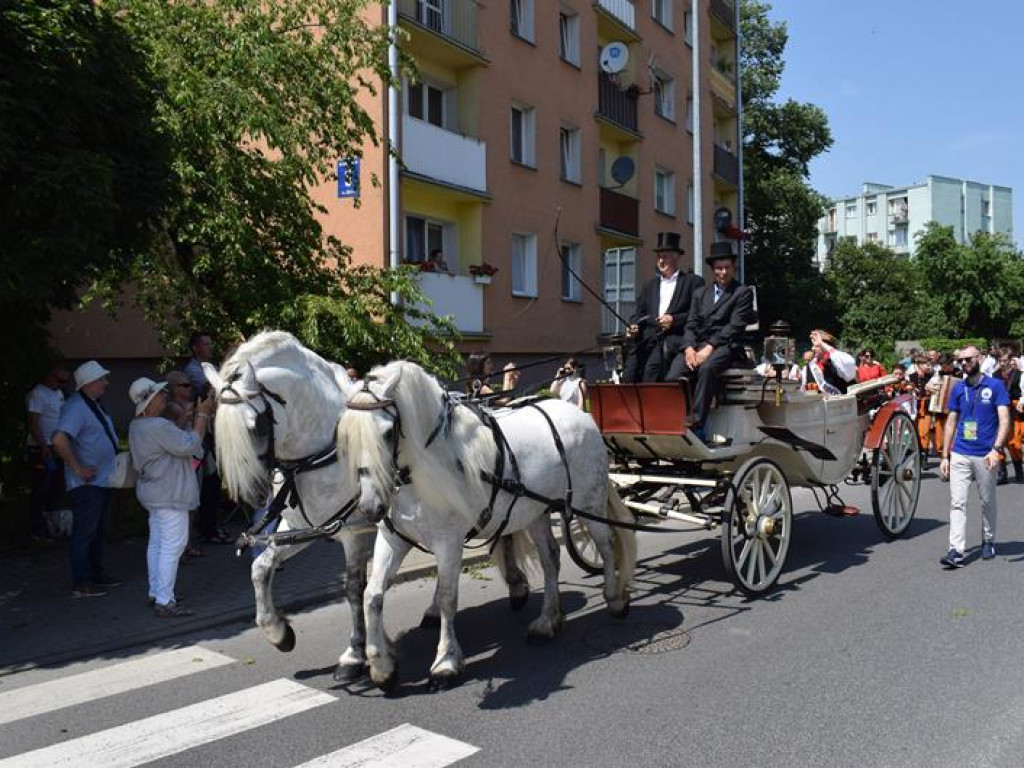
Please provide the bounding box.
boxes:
[492,530,541,586]
[606,482,637,588]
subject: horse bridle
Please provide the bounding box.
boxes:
[346,378,407,492]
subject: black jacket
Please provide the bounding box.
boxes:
[682,279,757,351]
[629,271,704,343]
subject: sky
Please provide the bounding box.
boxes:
[767,0,1022,247]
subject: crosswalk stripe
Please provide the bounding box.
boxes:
[0,646,235,726]
[0,679,335,768]
[293,723,479,767]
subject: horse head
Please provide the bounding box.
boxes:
[337,367,404,524]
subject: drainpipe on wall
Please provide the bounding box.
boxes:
[387,2,401,301]
[692,0,703,278]
[735,0,745,284]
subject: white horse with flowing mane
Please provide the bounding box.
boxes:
[204,331,533,685]
[337,360,636,690]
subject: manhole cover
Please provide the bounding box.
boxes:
[583,622,690,655]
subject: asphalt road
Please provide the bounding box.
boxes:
[2,465,1023,767]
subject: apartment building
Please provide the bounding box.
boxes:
[49,0,742,396]
[817,175,1013,265]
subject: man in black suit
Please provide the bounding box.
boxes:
[622,232,704,382]
[678,241,757,437]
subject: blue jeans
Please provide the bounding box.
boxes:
[68,485,112,584]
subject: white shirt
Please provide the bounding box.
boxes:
[980,355,999,376]
[657,270,679,317]
[26,384,64,446]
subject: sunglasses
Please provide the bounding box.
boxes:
[956,356,977,363]
[175,383,192,389]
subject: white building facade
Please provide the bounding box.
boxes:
[817,175,1013,265]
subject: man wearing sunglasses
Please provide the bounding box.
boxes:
[939,345,1010,568]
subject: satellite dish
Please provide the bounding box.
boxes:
[599,42,629,75]
[610,156,635,185]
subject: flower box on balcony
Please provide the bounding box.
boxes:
[469,262,498,285]
[472,275,492,285]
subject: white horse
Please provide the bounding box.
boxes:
[205,332,531,684]
[337,360,637,690]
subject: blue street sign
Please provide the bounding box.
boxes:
[337,159,360,198]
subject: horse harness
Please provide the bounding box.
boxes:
[217,364,359,553]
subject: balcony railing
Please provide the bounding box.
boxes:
[397,0,482,53]
[709,0,736,31]
[713,144,739,185]
[890,207,909,224]
[401,115,487,193]
[596,0,635,30]
[600,187,639,237]
[413,273,484,333]
[598,72,639,134]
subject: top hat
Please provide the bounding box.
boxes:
[653,232,684,254]
[704,240,737,265]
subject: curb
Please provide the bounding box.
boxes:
[1,551,494,675]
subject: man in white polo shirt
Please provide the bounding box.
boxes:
[26,363,69,542]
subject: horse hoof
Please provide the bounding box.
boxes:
[274,624,296,653]
[419,613,441,629]
[509,591,529,612]
[333,662,367,682]
[427,672,459,692]
[610,598,631,620]
[526,630,555,645]
[374,671,399,693]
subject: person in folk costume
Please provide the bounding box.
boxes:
[907,355,935,458]
[995,347,1023,484]
[926,353,958,457]
[806,330,857,396]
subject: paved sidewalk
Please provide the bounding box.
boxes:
[0,529,490,675]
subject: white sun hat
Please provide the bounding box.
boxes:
[73,360,111,390]
[129,377,168,416]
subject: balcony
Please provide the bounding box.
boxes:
[597,72,639,135]
[890,206,909,224]
[401,115,487,194]
[599,187,639,237]
[595,0,635,31]
[709,67,736,110]
[397,0,486,64]
[709,0,736,32]
[413,273,484,334]
[713,144,739,186]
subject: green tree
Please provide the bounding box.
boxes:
[0,0,168,458]
[99,0,459,376]
[740,0,834,339]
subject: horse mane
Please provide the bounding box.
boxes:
[216,330,345,504]
[338,361,496,525]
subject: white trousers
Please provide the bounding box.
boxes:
[146,509,190,606]
[948,452,998,553]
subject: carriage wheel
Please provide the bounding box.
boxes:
[561,517,603,575]
[720,458,793,596]
[871,411,920,539]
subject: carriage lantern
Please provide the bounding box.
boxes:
[597,332,626,379]
[764,320,795,372]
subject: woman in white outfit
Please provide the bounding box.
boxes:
[551,358,587,409]
[128,377,214,617]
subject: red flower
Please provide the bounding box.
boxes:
[469,263,498,276]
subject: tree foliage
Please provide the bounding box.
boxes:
[740,1,834,338]
[98,0,459,376]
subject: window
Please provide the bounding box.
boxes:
[653,72,675,120]
[685,95,694,132]
[560,126,581,183]
[982,198,992,217]
[652,0,673,30]
[405,215,450,264]
[890,225,908,247]
[510,104,536,166]
[655,169,676,215]
[684,11,693,45]
[511,233,538,296]
[602,247,636,333]
[415,0,444,32]
[686,184,695,224]
[561,243,582,301]
[866,232,878,243]
[408,80,448,128]
[510,0,535,42]
[866,200,877,216]
[558,11,580,65]
[845,202,858,217]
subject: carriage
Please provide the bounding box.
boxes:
[563,331,922,595]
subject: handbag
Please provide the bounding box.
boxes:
[81,394,137,489]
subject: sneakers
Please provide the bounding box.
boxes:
[148,593,184,606]
[93,572,123,588]
[154,601,195,618]
[72,583,108,598]
[940,548,965,568]
[981,541,997,560]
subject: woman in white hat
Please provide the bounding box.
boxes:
[128,377,216,617]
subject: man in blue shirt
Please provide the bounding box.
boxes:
[939,345,1011,567]
[52,361,122,597]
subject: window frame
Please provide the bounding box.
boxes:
[652,0,673,31]
[511,232,538,297]
[560,125,581,184]
[558,10,580,66]
[405,214,455,266]
[655,168,676,216]
[510,103,537,167]
[510,0,535,42]
[561,242,582,302]
[653,71,675,121]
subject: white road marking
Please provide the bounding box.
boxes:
[0,646,235,726]
[0,679,335,768]
[293,723,479,767]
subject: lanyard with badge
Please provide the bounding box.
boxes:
[960,382,982,442]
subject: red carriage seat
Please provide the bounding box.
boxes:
[591,382,691,436]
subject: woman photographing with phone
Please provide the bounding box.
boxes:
[551,358,587,409]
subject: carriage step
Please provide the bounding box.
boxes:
[822,504,860,518]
